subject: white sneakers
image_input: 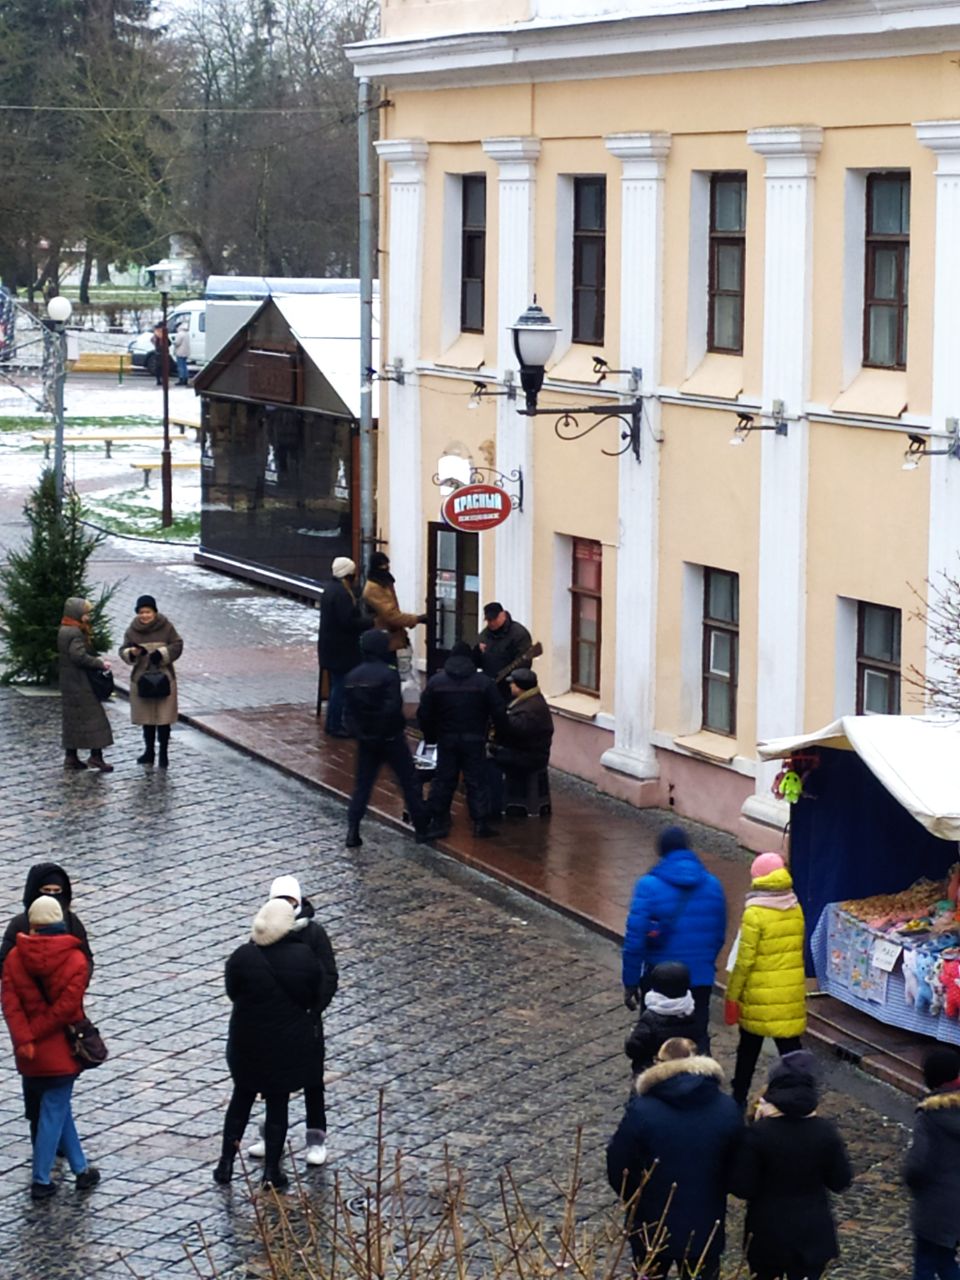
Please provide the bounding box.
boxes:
[305,1141,328,1167]
[248,1129,327,1166]
[247,1135,266,1159]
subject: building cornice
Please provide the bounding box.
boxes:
[346,0,960,89]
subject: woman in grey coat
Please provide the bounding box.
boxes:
[119,594,183,768]
[58,597,113,772]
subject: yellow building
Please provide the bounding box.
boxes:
[347,0,960,849]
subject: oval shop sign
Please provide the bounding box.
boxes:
[440,483,512,533]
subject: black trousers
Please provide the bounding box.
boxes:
[732,1028,803,1105]
[222,1086,289,1147]
[427,739,489,825]
[348,738,426,828]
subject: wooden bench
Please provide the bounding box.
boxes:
[130,459,201,488]
[32,423,199,459]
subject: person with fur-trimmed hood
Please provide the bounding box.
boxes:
[624,962,699,1076]
[903,1046,960,1280]
[214,897,332,1191]
[607,1038,742,1279]
[245,875,338,1170]
[730,1050,852,1280]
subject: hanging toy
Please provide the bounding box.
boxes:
[772,751,820,804]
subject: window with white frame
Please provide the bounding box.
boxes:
[702,568,739,735]
[856,601,901,714]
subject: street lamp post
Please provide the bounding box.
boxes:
[45,295,73,502]
[153,267,174,528]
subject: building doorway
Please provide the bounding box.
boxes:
[426,521,480,674]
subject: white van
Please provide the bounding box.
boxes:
[127,299,206,376]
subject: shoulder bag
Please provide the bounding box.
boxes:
[32,974,108,1069]
[87,667,115,701]
[137,669,171,699]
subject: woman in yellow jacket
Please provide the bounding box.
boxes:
[726,852,807,1110]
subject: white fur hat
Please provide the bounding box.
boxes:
[269,875,301,907]
[251,899,295,946]
[332,557,356,579]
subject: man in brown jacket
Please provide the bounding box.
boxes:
[361,552,427,660]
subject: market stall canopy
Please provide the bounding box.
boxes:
[759,715,960,842]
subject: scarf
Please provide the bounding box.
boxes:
[60,615,91,638]
[508,687,540,710]
[129,611,169,634]
[367,568,395,588]
[644,989,695,1018]
[746,888,799,911]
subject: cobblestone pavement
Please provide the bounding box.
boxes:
[0,688,919,1280]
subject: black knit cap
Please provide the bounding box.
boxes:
[135,594,157,612]
[648,961,690,999]
[658,825,689,856]
[450,640,472,658]
[511,668,537,690]
[483,602,503,620]
[923,1047,960,1090]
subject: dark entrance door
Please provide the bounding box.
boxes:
[426,521,480,675]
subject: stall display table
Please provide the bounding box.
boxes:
[810,904,960,1047]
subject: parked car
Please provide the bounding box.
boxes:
[127,300,206,376]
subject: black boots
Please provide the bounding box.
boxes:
[261,1122,289,1190]
[87,750,113,773]
[473,821,499,838]
[63,750,87,770]
[213,1127,243,1184]
[137,726,156,765]
[345,822,362,848]
[158,725,170,769]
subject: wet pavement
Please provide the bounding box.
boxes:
[0,385,928,1276]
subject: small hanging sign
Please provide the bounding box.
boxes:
[440,483,512,532]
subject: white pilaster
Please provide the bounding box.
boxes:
[482,136,541,623]
[600,132,671,780]
[745,126,822,826]
[374,138,429,625]
[917,120,960,699]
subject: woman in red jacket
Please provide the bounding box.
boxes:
[1,895,100,1200]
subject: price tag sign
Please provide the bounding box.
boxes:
[871,938,903,972]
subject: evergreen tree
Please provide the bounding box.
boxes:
[0,470,116,685]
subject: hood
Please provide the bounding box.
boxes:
[762,1073,818,1118]
[62,597,90,622]
[12,930,83,979]
[652,848,707,889]
[919,1088,960,1140]
[635,1055,725,1107]
[443,653,478,680]
[22,862,73,912]
[360,629,391,660]
[751,867,795,893]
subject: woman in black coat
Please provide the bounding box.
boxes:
[213,900,329,1189]
[730,1050,852,1280]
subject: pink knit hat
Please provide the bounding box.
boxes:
[751,852,785,880]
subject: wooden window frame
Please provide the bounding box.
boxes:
[863,172,910,371]
[460,175,486,334]
[707,173,747,356]
[856,601,901,715]
[701,568,739,736]
[570,537,602,695]
[572,177,606,347]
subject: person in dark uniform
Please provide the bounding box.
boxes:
[418,641,507,840]
[474,602,532,701]
[342,630,428,848]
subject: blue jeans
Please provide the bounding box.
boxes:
[175,355,188,382]
[33,1080,87,1184]
[915,1237,960,1280]
[326,671,347,734]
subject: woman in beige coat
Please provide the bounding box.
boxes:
[119,594,183,768]
[361,552,426,661]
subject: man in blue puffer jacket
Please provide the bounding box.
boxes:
[621,825,727,1053]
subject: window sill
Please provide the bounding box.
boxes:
[673,730,738,762]
[831,368,907,418]
[546,690,602,722]
[679,353,744,401]
[436,332,486,371]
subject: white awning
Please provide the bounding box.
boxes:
[758,715,960,841]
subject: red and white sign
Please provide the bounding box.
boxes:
[440,483,512,532]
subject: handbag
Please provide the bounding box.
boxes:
[67,1016,108,1069]
[86,667,115,701]
[137,669,171,699]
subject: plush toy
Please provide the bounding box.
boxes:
[902,949,920,1006]
[942,958,960,1019]
[914,952,938,1016]
[777,770,804,804]
[928,955,946,1017]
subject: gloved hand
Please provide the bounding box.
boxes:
[623,985,640,1011]
[724,999,740,1026]
[417,613,429,624]
[149,650,162,667]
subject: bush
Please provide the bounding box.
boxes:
[0,469,117,685]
